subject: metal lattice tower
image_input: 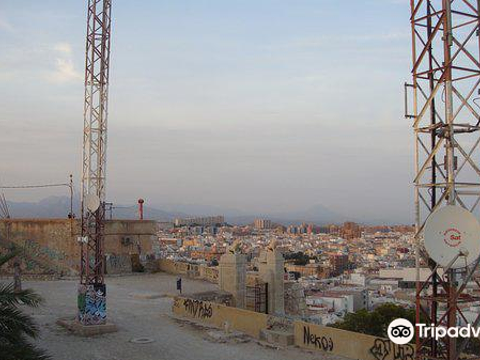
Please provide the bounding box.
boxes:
[408,1,480,359]
[79,0,112,325]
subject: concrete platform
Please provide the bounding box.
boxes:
[56,317,118,337]
[259,329,294,346]
[25,274,334,360]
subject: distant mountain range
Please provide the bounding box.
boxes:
[2,196,185,222]
[0,195,396,225]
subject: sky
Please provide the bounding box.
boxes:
[0,0,415,223]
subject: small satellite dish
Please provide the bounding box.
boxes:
[424,205,480,268]
[85,193,101,212]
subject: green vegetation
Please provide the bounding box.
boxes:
[0,251,50,360]
[284,251,311,266]
[329,303,416,338]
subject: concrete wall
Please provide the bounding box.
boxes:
[157,259,219,283]
[173,295,415,360]
[172,296,269,338]
[294,321,415,360]
[0,219,80,276]
[200,265,219,283]
[158,259,188,275]
[0,219,158,276]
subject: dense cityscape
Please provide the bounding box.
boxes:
[158,216,420,322]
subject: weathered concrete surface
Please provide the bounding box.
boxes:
[294,320,415,360]
[258,250,285,315]
[173,296,269,338]
[219,253,246,308]
[157,259,219,283]
[0,219,158,276]
[56,317,118,336]
[14,273,346,360]
[260,329,295,346]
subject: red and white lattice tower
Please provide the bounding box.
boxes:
[78,0,113,325]
[408,1,480,359]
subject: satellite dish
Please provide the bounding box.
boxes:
[424,205,480,269]
[85,193,101,212]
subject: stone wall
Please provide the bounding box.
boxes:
[173,296,269,338]
[0,218,158,277]
[173,295,416,360]
[157,259,219,283]
[294,321,415,360]
[0,219,79,276]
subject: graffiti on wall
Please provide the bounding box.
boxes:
[105,253,131,273]
[23,239,73,271]
[205,267,219,282]
[303,326,334,352]
[300,324,414,360]
[173,297,182,311]
[24,239,65,259]
[78,284,107,325]
[370,338,414,360]
[182,299,213,319]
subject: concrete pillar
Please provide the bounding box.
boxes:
[258,250,285,315]
[284,281,306,316]
[219,253,246,308]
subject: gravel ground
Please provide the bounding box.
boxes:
[11,273,345,360]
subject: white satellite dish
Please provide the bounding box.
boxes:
[85,193,101,212]
[424,205,480,269]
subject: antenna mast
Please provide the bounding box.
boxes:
[408,1,480,359]
[78,0,113,325]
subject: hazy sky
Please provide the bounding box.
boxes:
[0,0,414,223]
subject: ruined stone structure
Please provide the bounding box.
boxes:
[219,252,246,309]
[258,245,285,315]
[284,281,306,316]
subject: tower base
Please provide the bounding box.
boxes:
[56,317,117,337]
[77,283,107,325]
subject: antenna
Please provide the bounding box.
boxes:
[408,2,480,360]
[85,194,101,213]
[424,206,480,269]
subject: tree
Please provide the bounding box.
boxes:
[330,303,417,338]
[0,251,50,360]
[285,252,311,266]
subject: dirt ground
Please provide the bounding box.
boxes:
[13,273,344,360]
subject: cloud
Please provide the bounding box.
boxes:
[0,16,14,32]
[49,42,82,83]
[54,42,74,54]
